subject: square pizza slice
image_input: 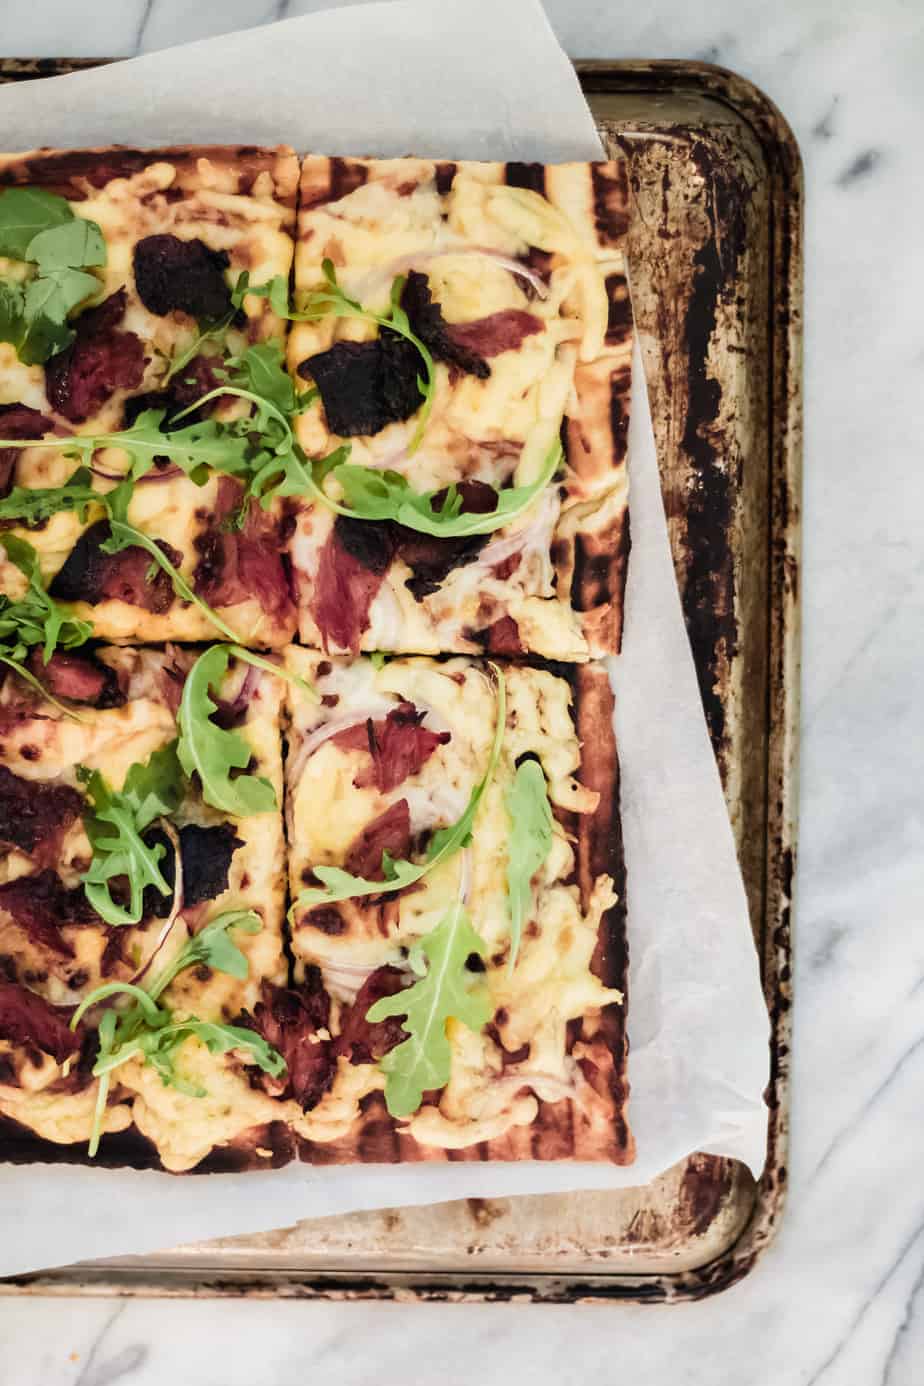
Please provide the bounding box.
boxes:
[0,145,300,649]
[287,156,632,661]
[282,647,632,1166]
[0,643,296,1173]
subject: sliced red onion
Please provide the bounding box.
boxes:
[355,244,550,306]
[90,462,183,484]
[475,488,560,570]
[223,663,262,717]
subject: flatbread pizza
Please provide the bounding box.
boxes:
[0,147,634,1177]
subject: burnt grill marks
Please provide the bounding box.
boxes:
[679,144,747,759]
[591,162,631,244]
[330,157,369,203]
[504,162,546,195]
[434,161,457,195]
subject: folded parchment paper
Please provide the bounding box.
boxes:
[0,0,769,1276]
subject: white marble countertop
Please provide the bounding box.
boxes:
[0,2,921,1383]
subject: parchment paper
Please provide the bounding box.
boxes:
[0,0,769,1277]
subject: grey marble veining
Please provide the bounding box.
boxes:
[0,2,922,1384]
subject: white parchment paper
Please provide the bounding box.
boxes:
[0,0,769,1276]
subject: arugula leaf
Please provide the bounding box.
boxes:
[0,533,92,716]
[366,899,491,1117]
[17,266,100,365]
[176,645,277,816]
[69,909,284,1156]
[26,219,106,272]
[0,189,107,365]
[504,758,553,971]
[80,743,185,926]
[163,311,234,384]
[0,464,100,526]
[293,667,506,912]
[0,187,72,260]
[313,442,562,539]
[231,270,291,319]
[0,532,92,661]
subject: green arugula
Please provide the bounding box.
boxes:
[0,464,100,526]
[504,758,554,972]
[314,443,562,538]
[69,909,285,1156]
[0,533,93,715]
[365,898,491,1117]
[79,743,184,927]
[235,262,436,453]
[292,667,506,914]
[0,187,106,364]
[176,645,277,817]
[163,311,235,384]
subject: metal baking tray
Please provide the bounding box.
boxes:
[0,57,801,1303]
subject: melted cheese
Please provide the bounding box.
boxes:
[288,157,632,658]
[284,649,621,1150]
[0,150,297,647]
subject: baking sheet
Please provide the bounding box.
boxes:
[0,0,770,1278]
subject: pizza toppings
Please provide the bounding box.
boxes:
[26,649,125,708]
[142,822,243,918]
[400,271,491,379]
[344,799,412,879]
[133,234,232,320]
[0,765,83,859]
[0,981,83,1062]
[442,308,544,361]
[122,353,223,430]
[44,289,146,423]
[395,480,497,600]
[193,479,295,624]
[0,404,55,495]
[49,521,179,613]
[298,333,423,438]
[335,965,409,1065]
[332,703,450,793]
[0,869,99,958]
[240,968,334,1110]
[310,516,392,652]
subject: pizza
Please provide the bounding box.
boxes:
[0,643,291,1171]
[0,146,633,1176]
[287,156,632,661]
[283,649,631,1164]
[0,146,299,649]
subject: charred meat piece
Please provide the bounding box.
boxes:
[335,965,409,1065]
[26,649,125,709]
[310,515,395,652]
[45,288,146,424]
[297,331,423,437]
[343,799,412,880]
[332,703,450,793]
[49,521,178,613]
[0,766,83,860]
[0,403,55,496]
[0,980,82,1062]
[133,234,232,320]
[239,968,334,1111]
[142,822,243,919]
[0,869,99,958]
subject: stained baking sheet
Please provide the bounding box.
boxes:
[0,57,801,1303]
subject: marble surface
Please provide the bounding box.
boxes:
[0,1,921,1383]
